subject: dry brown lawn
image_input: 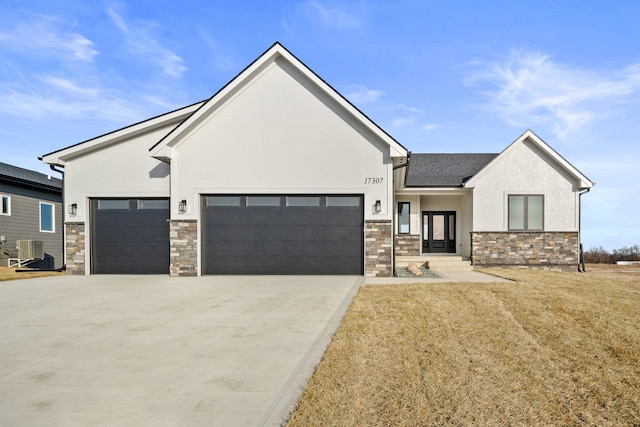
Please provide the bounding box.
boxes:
[287,267,640,426]
[0,266,62,282]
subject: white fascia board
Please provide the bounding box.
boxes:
[150,42,408,158]
[41,102,204,166]
[522,130,594,189]
[464,129,594,189]
[275,46,407,157]
[150,51,281,154]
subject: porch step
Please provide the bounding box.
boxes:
[396,256,473,272]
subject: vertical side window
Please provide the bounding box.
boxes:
[398,202,410,234]
[527,195,544,230]
[508,195,525,230]
[0,195,10,215]
[40,202,55,233]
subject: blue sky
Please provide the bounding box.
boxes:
[1,0,639,251]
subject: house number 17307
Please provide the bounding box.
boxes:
[364,177,384,184]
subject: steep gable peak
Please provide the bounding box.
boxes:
[149,42,407,160]
[464,129,594,190]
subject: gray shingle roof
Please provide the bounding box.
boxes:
[405,153,498,187]
[0,162,62,191]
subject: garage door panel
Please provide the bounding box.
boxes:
[91,199,169,274]
[207,239,360,257]
[203,194,363,275]
[210,225,360,242]
[208,255,362,275]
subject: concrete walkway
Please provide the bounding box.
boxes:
[365,269,513,284]
[0,275,362,427]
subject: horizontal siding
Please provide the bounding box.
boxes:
[0,186,63,269]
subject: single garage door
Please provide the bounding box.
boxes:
[90,198,170,274]
[202,194,364,275]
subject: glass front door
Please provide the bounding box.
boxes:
[422,211,456,253]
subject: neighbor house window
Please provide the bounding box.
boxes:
[508,195,543,231]
[39,202,55,233]
[1,195,9,215]
[398,202,410,234]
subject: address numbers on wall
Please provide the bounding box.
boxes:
[364,177,384,184]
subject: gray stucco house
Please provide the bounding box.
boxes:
[0,162,63,269]
[40,42,593,277]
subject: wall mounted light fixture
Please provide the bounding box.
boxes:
[68,203,78,216]
[374,200,381,214]
[178,200,187,214]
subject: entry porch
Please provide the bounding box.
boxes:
[394,190,473,259]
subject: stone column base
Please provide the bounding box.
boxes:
[365,220,392,277]
[65,222,86,275]
[169,220,198,277]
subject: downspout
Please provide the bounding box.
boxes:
[391,152,411,277]
[578,187,591,272]
[49,164,66,271]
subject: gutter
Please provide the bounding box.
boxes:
[578,187,591,272]
[48,164,66,271]
[391,152,411,276]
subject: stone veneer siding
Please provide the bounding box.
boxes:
[169,220,198,277]
[65,222,86,275]
[365,220,392,277]
[471,231,579,271]
[395,234,420,256]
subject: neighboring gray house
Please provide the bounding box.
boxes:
[0,162,63,269]
[41,42,593,277]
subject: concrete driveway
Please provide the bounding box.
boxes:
[0,275,362,427]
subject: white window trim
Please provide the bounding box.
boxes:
[1,195,10,216]
[39,201,55,233]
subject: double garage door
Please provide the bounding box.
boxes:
[91,195,363,275]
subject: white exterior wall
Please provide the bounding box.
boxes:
[471,139,579,231]
[171,60,394,220]
[62,125,172,223]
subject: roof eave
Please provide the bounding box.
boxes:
[0,174,62,192]
[40,101,205,165]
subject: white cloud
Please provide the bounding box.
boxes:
[0,85,149,122]
[305,1,362,30]
[464,50,640,139]
[0,71,181,123]
[39,75,99,97]
[345,84,383,105]
[397,104,425,114]
[392,117,414,127]
[106,8,128,33]
[0,17,98,62]
[107,8,187,78]
[421,123,440,131]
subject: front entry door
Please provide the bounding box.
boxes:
[422,211,456,253]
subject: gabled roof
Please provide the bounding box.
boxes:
[40,100,206,165]
[464,129,594,190]
[405,153,498,187]
[0,162,62,192]
[149,42,407,160]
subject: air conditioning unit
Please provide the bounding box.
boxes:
[17,240,44,259]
